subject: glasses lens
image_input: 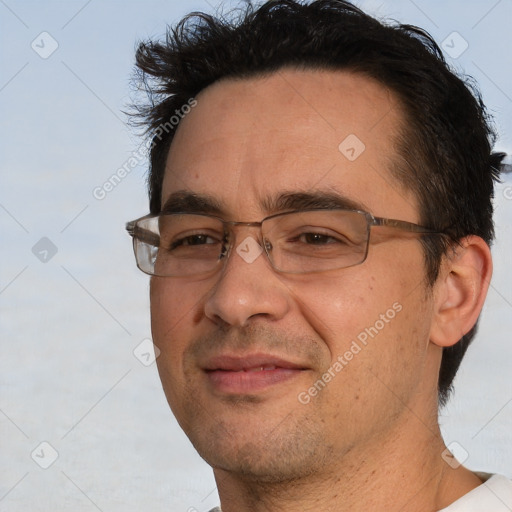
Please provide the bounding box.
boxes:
[131,210,370,276]
[134,214,225,276]
[264,210,369,273]
[132,217,159,275]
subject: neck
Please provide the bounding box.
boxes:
[212,394,482,512]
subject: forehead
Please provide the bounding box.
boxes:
[162,68,419,221]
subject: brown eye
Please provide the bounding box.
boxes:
[299,233,338,245]
[175,234,215,246]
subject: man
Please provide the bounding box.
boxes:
[126,1,511,510]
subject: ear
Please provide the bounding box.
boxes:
[430,236,492,348]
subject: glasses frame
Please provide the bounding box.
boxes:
[126,208,444,277]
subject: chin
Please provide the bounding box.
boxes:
[186,414,331,483]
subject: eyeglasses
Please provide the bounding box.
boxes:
[126,209,442,277]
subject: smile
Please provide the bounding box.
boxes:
[203,354,308,394]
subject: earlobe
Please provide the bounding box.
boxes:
[430,236,493,348]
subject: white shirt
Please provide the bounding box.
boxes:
[208,473,512,511]
[439,473,512,511]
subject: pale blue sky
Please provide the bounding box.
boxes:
[1,1,511,510]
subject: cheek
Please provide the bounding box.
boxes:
[150,279,208,417]
[150,278,205,338]
[295,271,432,426]
[286,272,384,356]
[149,278,209,382]
[288,255,430,371]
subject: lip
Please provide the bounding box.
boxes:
[203,353,308,394]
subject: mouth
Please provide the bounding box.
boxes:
[203,353,308,394]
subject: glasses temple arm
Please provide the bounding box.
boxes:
[125,221,161,247]
[372,217,441,234]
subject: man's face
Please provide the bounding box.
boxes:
[151,69,438,480]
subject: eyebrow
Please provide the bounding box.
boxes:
[161,191,225,215]
[261,191,370,214]
[160,190,370,217]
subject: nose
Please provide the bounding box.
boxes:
[203,233,291,328]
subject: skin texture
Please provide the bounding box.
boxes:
[150,69,492,511]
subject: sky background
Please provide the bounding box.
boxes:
[1,0,511,510]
